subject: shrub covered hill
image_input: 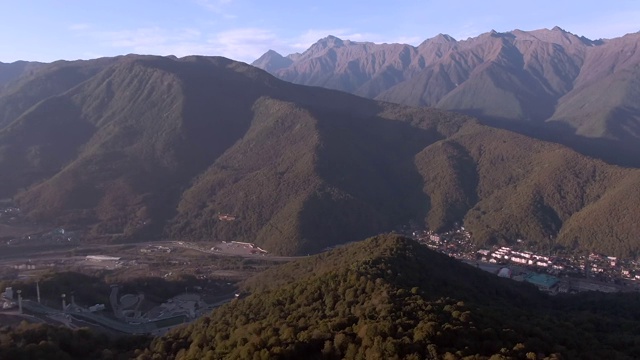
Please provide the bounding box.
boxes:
[1,55,640,256]
[137,234,640,359]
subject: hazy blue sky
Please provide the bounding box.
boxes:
[1,0,639,63]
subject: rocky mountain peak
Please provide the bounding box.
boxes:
[251,49,292,73]
[432,33,457,43]
[307,35,345,52]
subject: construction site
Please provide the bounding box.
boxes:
[0,279,235,335]
[0,240,286,335]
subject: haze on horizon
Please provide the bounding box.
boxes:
[1,0,639,64]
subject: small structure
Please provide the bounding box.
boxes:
[524,273,559,292]
[2,287,13,300]
[497,267,512,278]
[234,292,248,299]
[120,294,139,308]
[86,255,121,262]
[89,304,106,312]
[17,290,22,313]
[1,300,15,310]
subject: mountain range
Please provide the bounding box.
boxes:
[1,54,639,256]
[253,27,640,167]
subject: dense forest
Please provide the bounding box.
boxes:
[134,235,640,359]
[4,235,640,358]
[1,56,640,256]
[0,321,147,359]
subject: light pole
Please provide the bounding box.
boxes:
[16,290,22,314]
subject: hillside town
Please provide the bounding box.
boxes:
[408,225,640,294]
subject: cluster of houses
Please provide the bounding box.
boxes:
[0,206,21,223]
[4,226,80,246]
[483,246,640,283]
[476,246,640,284]
[583,253,640,282]
[479,247,553,268]
[413,227,475,258]
[0,206,20,215]
[409,224,640,292]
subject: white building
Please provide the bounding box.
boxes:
[86,255,121,262]
[89,304,105,312]
[2,287,13,300]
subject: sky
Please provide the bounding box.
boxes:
[1,0,639,63]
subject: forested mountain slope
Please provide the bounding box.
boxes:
[1,55,639,256]
[138,235,640,359]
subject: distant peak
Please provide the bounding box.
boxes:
[253,49,285,62]
[301,35,346,56]
[318,35,345,46]
[478,29,504,39]
[419,33,457,47]
[265,49,284,57]
[251,49,292,72]
[433,33,457,43]
[551,26,566,32]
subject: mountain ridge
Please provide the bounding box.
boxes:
[253,27,640,167]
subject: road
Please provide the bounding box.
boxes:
[0,239,301,266]
[172,241,302,261]
[19,293,236,335]
[462,259,502,274]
